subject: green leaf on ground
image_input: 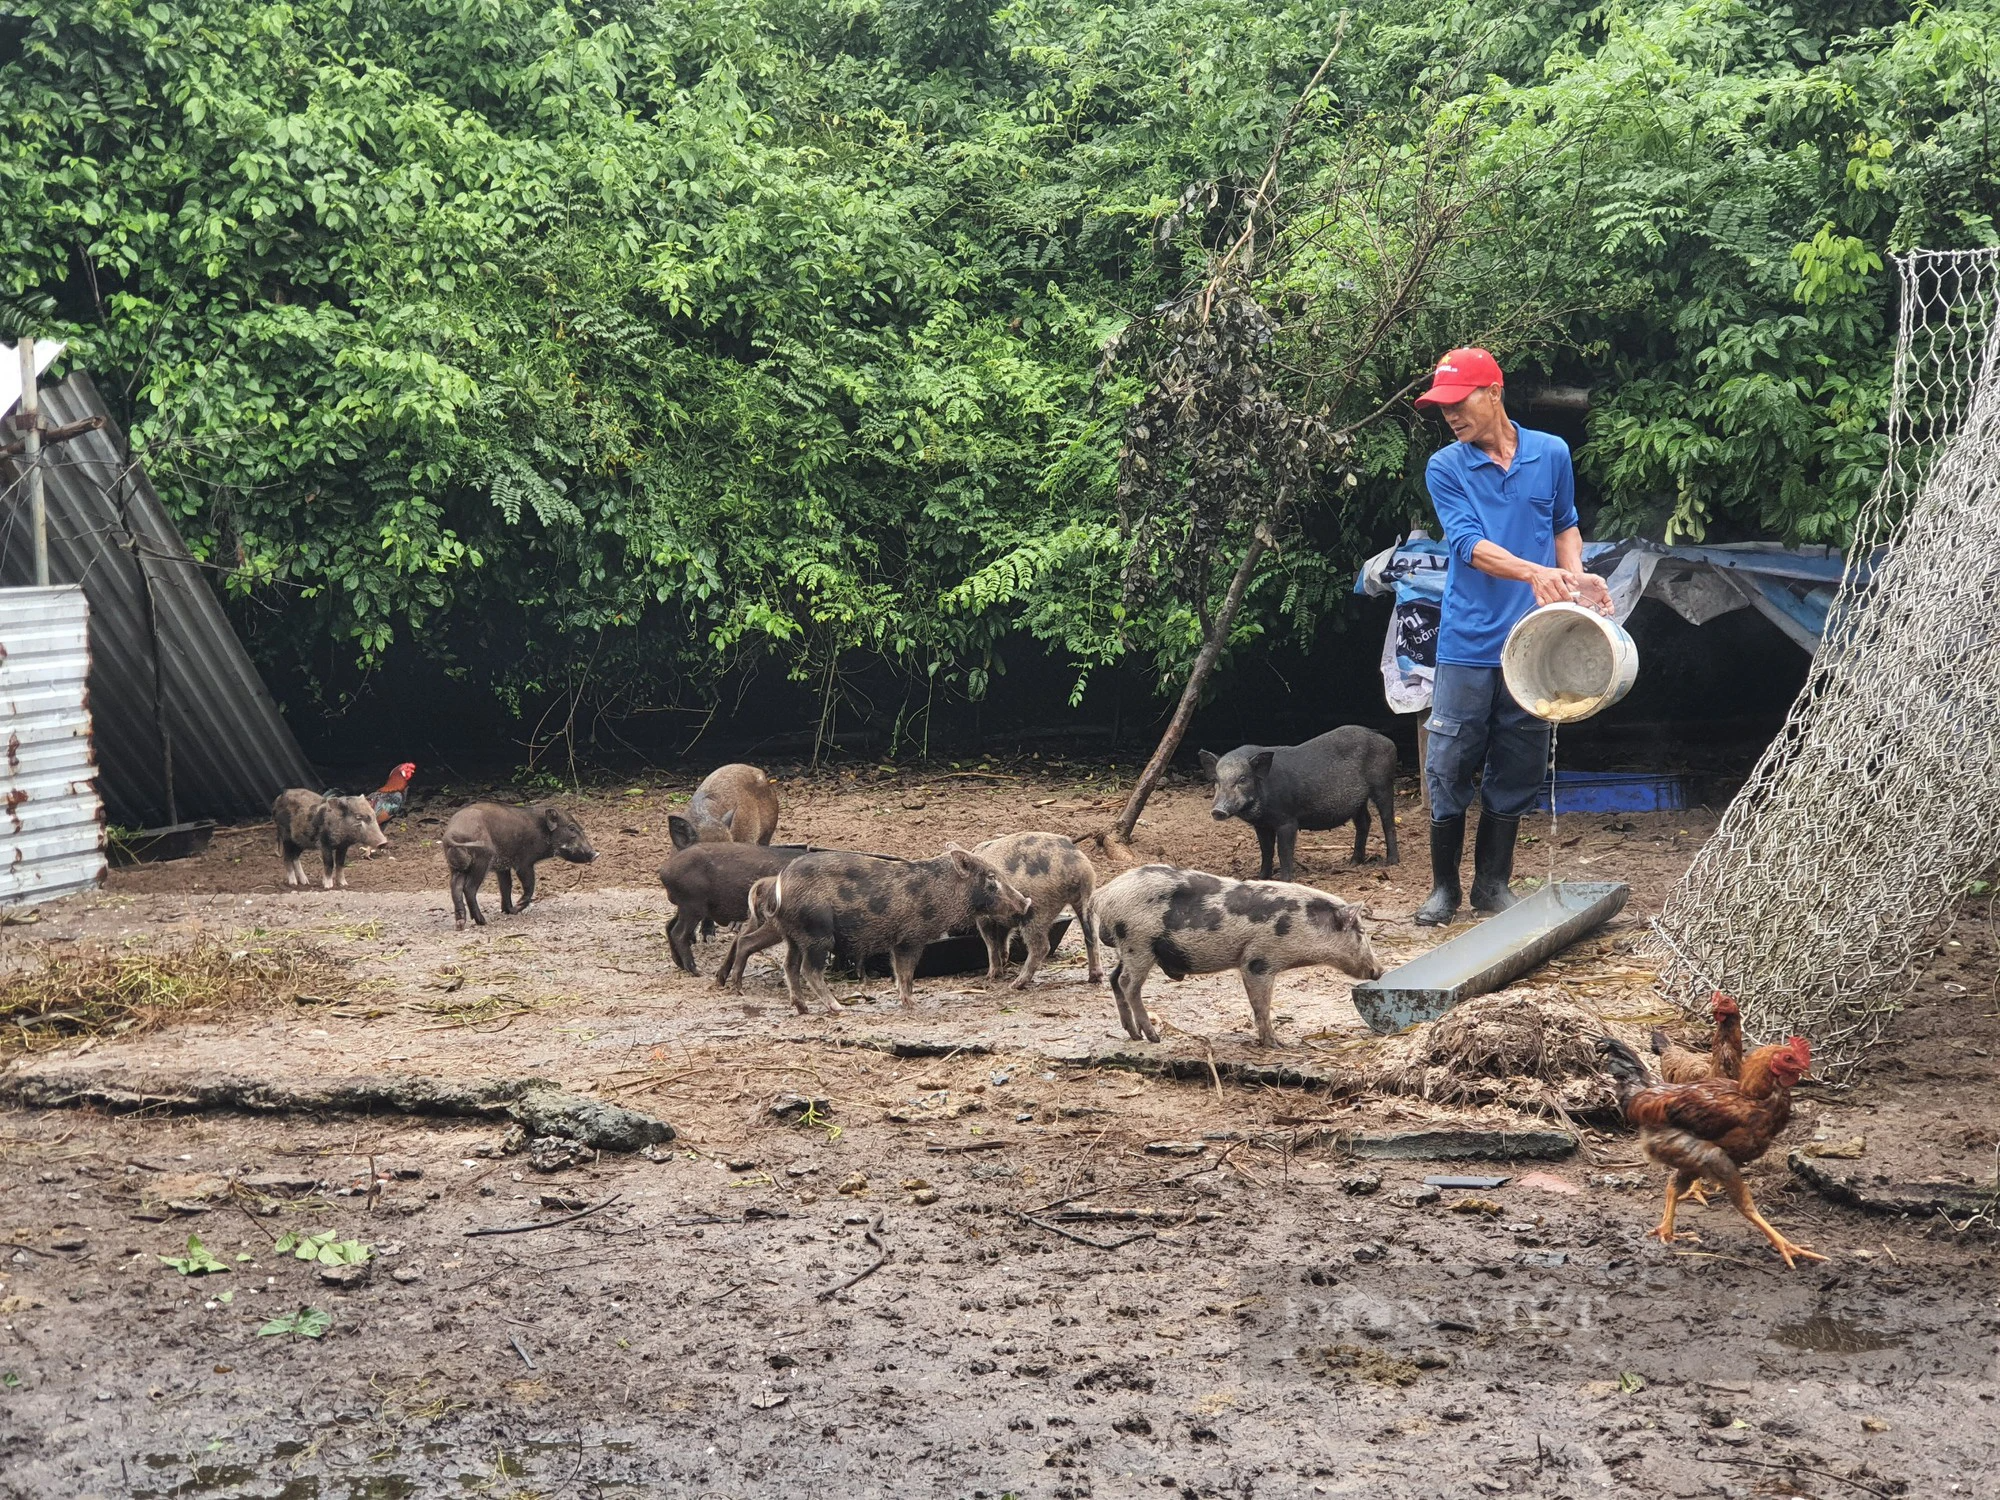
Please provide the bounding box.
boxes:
[257,1306,332,1340]
[160,1234,230,1275]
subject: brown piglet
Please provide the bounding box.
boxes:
[442,803,597,929]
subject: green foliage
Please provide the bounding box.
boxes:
[257,1305,333,1339]
[3,0,1995,731]
[273,1230,372,1266]
[158,1233,229,1275]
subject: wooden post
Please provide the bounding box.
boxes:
[17,336,46,586]
[1111,524,1274,846]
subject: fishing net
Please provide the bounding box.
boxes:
[1650,248,2000,1080]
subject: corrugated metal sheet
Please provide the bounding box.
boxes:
[0,369,317,825]
[0,587,106,905]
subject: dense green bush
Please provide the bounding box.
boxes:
[2,0,1993,744]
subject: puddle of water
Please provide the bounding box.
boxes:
[341,1479,415,1499]
[1769,1314,1903,1353]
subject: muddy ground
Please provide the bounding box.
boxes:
[0,761,1995,1499]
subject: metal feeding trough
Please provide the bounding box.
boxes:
[838,918,1074,980]
[1350,881,1629,1034]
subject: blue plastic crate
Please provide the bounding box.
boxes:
[1533,771,1691,814]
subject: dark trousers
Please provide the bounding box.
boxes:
[1423,663,1549,821]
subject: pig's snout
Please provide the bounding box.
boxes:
[1355,939,1385,981]
[1210,804,1232,821]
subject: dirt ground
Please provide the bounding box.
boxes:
[1,761,1995,1499]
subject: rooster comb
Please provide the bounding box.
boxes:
[1710,991,1739,1013]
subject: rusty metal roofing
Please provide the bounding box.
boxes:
[0,369,316,826]
[0,586,107,905]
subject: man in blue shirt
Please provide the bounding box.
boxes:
[1413,348,1613,926]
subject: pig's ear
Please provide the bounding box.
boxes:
[948,848,976,875]
[1198,750,1218,779]
[720,809,736,833]
[1249,751,1275,777]
[668,814,696,850]
[544,807,563,832]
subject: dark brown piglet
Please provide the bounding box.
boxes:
[656,841,809,974]
[442,803,596,929]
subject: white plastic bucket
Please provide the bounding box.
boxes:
[1500,602,1639,724]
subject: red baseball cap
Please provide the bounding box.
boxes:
[1414,347,1503,407]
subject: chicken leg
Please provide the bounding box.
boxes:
[1650,1169,1703,1245]
[1722,1175,1826,1268]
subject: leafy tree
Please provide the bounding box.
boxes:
[1,0,1994,753]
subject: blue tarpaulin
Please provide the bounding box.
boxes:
[1354,535,1844,715]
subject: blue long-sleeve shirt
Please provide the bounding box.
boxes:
[1424,424,1579,667]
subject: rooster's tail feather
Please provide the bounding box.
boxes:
[1595,1034,1652,1109]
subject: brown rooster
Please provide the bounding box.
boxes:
[1596,1033,1825,1268]
[1651,990,1743,1084]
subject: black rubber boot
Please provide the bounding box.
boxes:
[1414,815,1465,927]
[1470,810,1521,913]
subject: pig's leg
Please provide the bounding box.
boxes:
[1011,920,1055,989]
[781,939,811,1015]
[1113,953,1160,1042]
[803,941,840,1012]
[889,945,922,1008]
[463,862,489,927]
[977,918,1009,982]
[335,844,350,889]
[1241,961,1280,1047]
[450,871,467,930]
[319,838,338,891]
[667,910,698,974]
[1350,805,1373,865]
[518,864,537,912]
[1080,901,1104,984]
[497,868,515,916]
[723,920,784,992]
[1375,780,1400,866]
[1275,823,1299,881]
[1255,825,1276,880]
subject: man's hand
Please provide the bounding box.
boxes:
[1573,571,1615,616]
[1527,565,1615,616]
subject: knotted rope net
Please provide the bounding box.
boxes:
[1651,248,2000,1080]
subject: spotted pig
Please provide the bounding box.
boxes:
[1092,865,1382,1048]
[971,832,1102,988]
[272,789,386,891]
[764,848,1032,1015]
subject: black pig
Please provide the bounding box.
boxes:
[442,803,597,929]
[1200,725,1399,880]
